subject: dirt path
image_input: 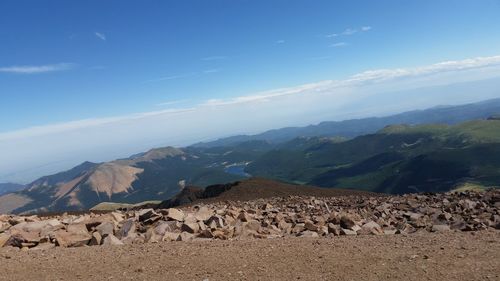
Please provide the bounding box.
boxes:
[0,231,498,281]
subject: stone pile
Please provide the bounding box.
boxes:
[0,189,498,250]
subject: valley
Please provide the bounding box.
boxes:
[1,99,500,214]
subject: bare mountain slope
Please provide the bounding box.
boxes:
[0,147,244,214]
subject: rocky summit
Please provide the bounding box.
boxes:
[0,189,498,250]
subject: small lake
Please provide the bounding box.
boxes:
[224,165,251,177]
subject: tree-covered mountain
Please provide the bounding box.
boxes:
[247,119,500,194]
[193,98,500,148]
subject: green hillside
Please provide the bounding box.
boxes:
[247,119,500,193]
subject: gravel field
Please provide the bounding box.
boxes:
[0,231,498,281]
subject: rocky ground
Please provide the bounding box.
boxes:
[1,190,499,249]
[0,231,498,281]
[0,189,499,280]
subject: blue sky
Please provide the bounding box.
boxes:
[1,0,500,131]
[1,0,500,182]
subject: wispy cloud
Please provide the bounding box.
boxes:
[203,69,220,74]
[201,81,331,107]
[344,56,500,85]
[147,68,221,83]
[326,26,372,38]
[201,56,228,61]
[330,42,348,48]
[95,32,106,41]
[275,39,285,44]
[200,55,500,107]
[0,63,75,74]
[156,99,191,107]
[145,72,197,83]
[341,28,357,36]
[4,55,500,141]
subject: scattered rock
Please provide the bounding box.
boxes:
[0,233,10,247]
[432,225,451,232]
[166,208,185,222]
[163,232,180,242]
[102,234,124,246]
[361,221,384,235]
[0,189,498,249]
[340,229,357,236]
[54,227,91,247]
[89,232,102,246]
[95,222,114,237]
[117,219,136,239]
[194,206,213,222]
[179,232,195,241]
[181,222,200,234]
[298,231,319,238]
[340,216,356,230]
[31,242,56,251]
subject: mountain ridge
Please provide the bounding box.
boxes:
[192,97,500,148]
[2,99,500,214]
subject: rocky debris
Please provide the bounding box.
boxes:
[102,234,124,246]
[0,189,498,250]
[432,224,451,232]
[166,208,185,222]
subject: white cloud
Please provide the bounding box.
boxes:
[147,68,221,83]
[0,63,75,74]
[145,72,197,83]
[275,40,285,44]
[95,32,106,41]
[341,28,357,35]
[327,26,371,39]
[330,42,348,47]
[201,81,332,107]
[345,55,500,85]
[156,99,190,107]
[4,55,500,140]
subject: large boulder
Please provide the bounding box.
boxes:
[166,208,185,222]
[181,222,200,234]
[340,216,357,230]
[95,222,115,237]
[117,219,136,239]
[53,224,91,247]
[0,233,10,247]
[360,221,384,235]
[194,206,213,222]
[102,234,124,246]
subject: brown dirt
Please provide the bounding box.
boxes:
[1,231,498,281]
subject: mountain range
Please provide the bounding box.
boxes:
[194,98,500,147]
[0,183,25,196]
[1,98,499,214]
